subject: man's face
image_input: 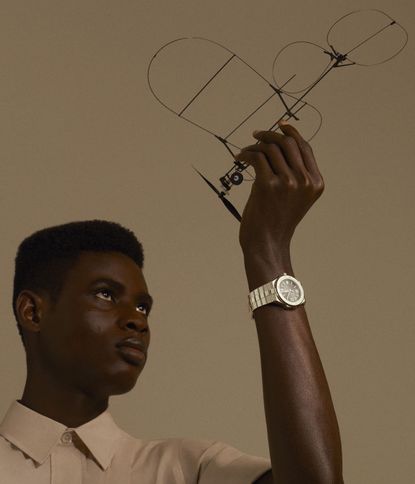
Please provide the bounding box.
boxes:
[34,251,153,399]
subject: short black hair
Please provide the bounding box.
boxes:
[12,220,144,348]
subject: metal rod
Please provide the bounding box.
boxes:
[179,54,235,116]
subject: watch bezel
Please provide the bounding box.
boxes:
[274,274,305,307]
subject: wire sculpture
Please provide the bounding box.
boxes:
[147,9,408,222]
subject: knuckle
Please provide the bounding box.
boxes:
[315,178,325,193]
[302,173,312,187]
[268,177,280,189]
[285,177,298,190]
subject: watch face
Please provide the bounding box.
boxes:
[276,275,304,306]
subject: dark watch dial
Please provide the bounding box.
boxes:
[276,275,304,306]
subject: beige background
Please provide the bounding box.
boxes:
[0,1,414,483]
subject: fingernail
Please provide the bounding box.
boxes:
[252,130,261,137]
[278,119,289,126]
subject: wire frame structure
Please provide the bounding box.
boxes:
[147,9,408,222]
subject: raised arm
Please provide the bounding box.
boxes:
[235,122,344,484]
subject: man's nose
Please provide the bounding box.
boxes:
[119,303,149,332]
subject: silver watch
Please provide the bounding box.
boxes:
[248,273,305,311]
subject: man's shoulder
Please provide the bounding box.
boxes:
[121,431,216,457]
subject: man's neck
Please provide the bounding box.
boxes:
[19,379,109,428]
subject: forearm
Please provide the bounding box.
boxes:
[245,252,344,484]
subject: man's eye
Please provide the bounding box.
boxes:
[137,304,149,315]
[95,289,114,301]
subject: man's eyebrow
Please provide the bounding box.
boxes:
[90,277,154,307]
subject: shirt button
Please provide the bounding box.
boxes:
[61,431,73,444]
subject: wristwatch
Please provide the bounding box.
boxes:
[248,273,305,312]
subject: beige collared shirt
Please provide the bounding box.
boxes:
[0,400,271,483]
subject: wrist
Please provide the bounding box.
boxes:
[243,247,293,291]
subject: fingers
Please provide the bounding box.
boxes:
[235,147,273,185]
[254,129,309,182]
[235,122,323,188]
[235,138,292,183]
[276,123,323,182]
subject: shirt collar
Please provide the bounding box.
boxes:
[0,400,123,471]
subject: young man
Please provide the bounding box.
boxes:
[0,122,344,483]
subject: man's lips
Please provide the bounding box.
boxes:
[117,345,146,365]
[116,338,147,365]
[116,338,147,354]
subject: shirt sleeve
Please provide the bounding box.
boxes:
[178,438,272,484]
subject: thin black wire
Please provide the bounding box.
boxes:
[147,8,408,220]
[346,21,393,56]
[225,91,277,139]
[147,37,322,151]
[326,9,408,66]
[236,9,408,192]
[271,41,332,95]
[179,54,235,116]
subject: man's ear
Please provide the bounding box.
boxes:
[15,290,46,334]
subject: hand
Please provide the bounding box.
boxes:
[235,122,324,260]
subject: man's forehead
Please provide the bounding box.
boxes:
[69,251,147,286]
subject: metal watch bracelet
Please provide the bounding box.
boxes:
[248,274,305,317]
[249,280,280,311]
